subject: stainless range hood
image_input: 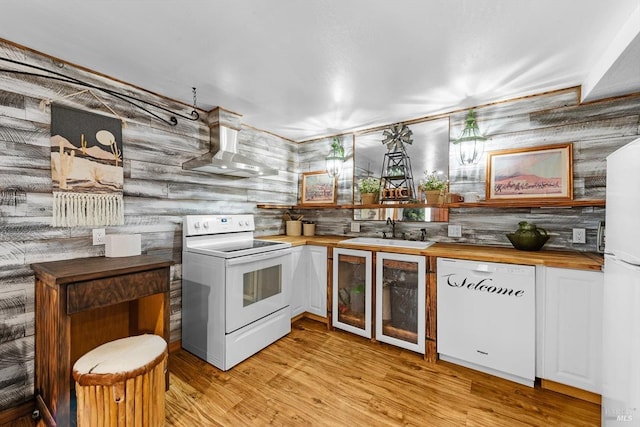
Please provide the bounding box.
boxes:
[182,108,278,178]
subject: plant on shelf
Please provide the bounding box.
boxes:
[420,171,448,204]
[357,177,381,205]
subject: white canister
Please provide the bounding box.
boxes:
[286,221,302,236]
[303,223,315,236]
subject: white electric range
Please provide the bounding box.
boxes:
[181,214,292,370]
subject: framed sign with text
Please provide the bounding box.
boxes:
[300,171,337,205]
[486,143,573,202]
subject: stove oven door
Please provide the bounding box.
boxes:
[225,248,292,333]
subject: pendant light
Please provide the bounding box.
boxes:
[454,109,487,165]
[326,136,345,177]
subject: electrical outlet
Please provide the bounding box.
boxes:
[572,228,586,244]
[93,228,106,245]
[448,224,462,238]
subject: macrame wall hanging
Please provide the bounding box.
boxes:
[50,104,124,227]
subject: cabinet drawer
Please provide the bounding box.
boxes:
[67,268,169,314]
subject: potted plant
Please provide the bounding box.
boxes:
[420,171,448,205]
[349,284,366,313]
[357,177,381,205]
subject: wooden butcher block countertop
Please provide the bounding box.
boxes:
[260,235,346,247]
[423,242,603,271]
[261,235,603,271]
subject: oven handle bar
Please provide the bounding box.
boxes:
[226,248,292,266]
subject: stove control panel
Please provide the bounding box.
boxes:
[184,214,255,236]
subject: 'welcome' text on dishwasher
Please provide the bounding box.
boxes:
[437,257,536,387]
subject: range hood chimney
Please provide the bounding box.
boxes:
[182,107,278,177]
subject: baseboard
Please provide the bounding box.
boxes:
[301,312,329,325]
[0,398,35,425]
[291,313,305,323]
[169,339,181,353]
[541,379,602,405]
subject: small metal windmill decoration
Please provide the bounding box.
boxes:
[382,123,413,152]
[379,123,416,201]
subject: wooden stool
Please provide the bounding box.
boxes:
[72,334,167,427]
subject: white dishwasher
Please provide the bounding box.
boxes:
[437,257,535,387]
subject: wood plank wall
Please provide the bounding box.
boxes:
[0,41,297,411]
[1,39,639,413]
[292,88,640,251]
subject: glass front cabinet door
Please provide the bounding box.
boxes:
[332,248,372,338]
[376,252,426,353]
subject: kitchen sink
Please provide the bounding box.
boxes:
[339,237,434,250]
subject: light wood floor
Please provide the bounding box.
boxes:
[9,318,600,426]
[165,318,599,426]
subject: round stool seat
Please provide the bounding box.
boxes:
[73,334,167,427]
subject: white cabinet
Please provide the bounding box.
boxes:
[290,246,307,318]
[290,245,328,319]
[376,252,426,354]
[306,245,328,317]
[538,266,603,394]
[332,248,373,338]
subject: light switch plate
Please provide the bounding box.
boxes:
[350,222,361,232]
[448,224,462,238]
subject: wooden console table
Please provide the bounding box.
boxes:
[31,255,173,427]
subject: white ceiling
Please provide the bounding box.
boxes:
[1,0,639,141]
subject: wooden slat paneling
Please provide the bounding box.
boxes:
[0,40,298,413]
[300,88,639,254]
[0,290,27,344]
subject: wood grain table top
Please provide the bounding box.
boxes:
[30,254,174,284]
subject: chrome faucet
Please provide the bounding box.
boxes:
[386,217,396,239]
[420,228,427,242]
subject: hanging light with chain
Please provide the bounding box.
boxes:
[326,136,345,177]
[453,109,487,165]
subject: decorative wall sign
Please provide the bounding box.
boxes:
[300,171,337,205]
[50,104,124,227]
[486,143,573,202]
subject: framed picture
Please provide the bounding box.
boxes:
[486,143,573,201]
[301,171,337,205]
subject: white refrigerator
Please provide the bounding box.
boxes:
[602,137,640,426]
